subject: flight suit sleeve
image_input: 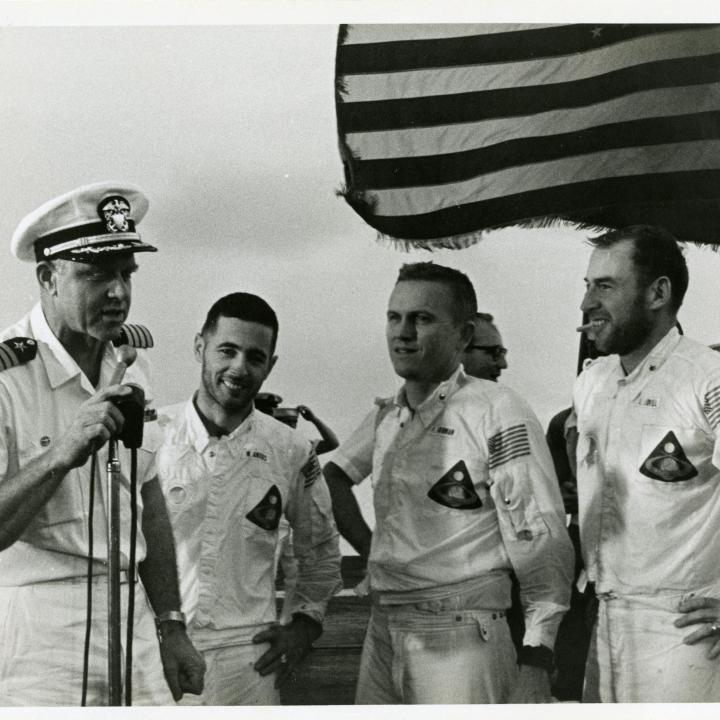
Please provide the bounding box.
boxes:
[701,365,720,471]
[486,390,574,650]
[331,406,378,485]
[284,444,342,624]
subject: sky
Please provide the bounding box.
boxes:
[2,8,720,537]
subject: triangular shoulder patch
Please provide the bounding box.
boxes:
[246,485,283,530]
[639,430,698,482]
[427,460,482,510]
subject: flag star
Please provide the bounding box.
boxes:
[12,340,27,351]
[591,27,603,39]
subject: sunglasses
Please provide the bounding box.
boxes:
[468,345,507,361]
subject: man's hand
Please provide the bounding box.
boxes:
[157,623,206,701]
[252,615,321,687]
[674,595,720,659]
[296,405,315,422]
[508,664,553,703]
[52,384,132,470]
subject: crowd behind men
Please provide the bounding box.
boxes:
[1,182,720,705]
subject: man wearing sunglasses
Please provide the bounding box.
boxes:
[462,313,508,382]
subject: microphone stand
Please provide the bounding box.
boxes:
[103,341,144,706]
[106,437,123,705]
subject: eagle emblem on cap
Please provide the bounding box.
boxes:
[98,196,131,233]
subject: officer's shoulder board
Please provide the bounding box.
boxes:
[113,323,154,349]
[0,337,37,372]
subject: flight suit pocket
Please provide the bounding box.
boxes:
[493,467,549,541]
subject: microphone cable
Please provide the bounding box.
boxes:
[81,451,98,706]
[124,447,138,706]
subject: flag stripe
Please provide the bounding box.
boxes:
[337,24,701,75]
[359,171,720,241]
[704,386,720,428]
[339,54,720,133]
[352,112,720,190]
[336,24,720,245]
[342,26,720,101]
[347,83,720,161]
[488,424,531,469]
[488,425,528,450]
[368,141,720,216]
[341,23,559,46]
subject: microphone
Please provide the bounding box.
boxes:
[109,345,137,386]
[108,324,153,447]
[108,323,153,385]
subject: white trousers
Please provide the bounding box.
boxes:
[179,642,280,705]
[0,579,173,706]
[585,592,720,702]
[356,594,518,704]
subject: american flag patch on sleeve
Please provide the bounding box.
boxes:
[704,386,720,429]
[301,453,322,488]
[488,424,531,469]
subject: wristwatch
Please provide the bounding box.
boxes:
[154,610,186,641]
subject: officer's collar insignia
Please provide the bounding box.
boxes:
[246,485,282,530]
[98,196,131,233]
[428,460,482,510]
[0,336,37,372]
[639,431,697,482]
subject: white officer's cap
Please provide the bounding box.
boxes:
[11,181,157,263]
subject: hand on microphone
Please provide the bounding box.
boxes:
[51,385,134,471]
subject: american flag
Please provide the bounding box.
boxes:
[335,24,720,249]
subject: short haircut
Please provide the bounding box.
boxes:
[589,224,689,312]
[395,262,477,324]
[201,292,279,351]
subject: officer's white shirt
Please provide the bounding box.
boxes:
[153,399,342,651]
[0,303,155,584]
[334,366,573,648]
[574,327,720,596]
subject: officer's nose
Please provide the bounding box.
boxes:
[107,274,131,304]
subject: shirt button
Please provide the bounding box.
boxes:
[209,451,215,457]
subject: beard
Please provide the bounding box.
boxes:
[598,297,654,356]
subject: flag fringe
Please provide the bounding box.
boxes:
[336,187,720,252]
[372,215,611,252]
[375,231,487,252]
